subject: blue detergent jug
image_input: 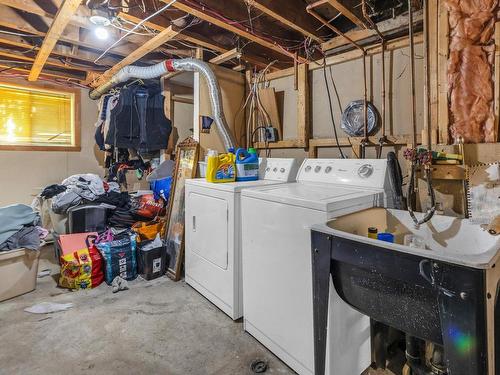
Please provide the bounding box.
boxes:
[235,148,259,181]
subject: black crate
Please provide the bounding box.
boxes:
[137,244,168,280]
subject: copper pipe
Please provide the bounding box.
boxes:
[361,52,369,158]
[423,0,431,150]
[307,6,369,158]
[408,0,417,148]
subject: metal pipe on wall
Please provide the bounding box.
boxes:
[406,0,436,226]
[89,58,237,150]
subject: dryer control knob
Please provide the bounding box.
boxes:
[305,165,312,172]
[280,168,285,173]
[358,164,374,178]
[266,167,270,172]
[314,166,322,173]
[325,166,332,173]
[273,167,278,172]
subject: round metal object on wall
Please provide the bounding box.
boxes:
[341,100,380,137]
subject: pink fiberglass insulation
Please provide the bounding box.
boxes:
[445,0,498,143]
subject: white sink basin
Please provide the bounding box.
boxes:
[312,207,500,269]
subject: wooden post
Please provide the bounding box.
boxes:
[494,22,500,142]
[163,89,176,160]
[297,63,310,148]
[437,0,449,144]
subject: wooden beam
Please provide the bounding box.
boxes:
[168,0,306,63]
[0,49,96,73]
[326,0,368,28]
[92,26,179,87]
[119,11,228,54]
[297,63,310,147]
[494,22,500,142]
[209,48,241,65]
[28,0,83,81]
[118,11,278,70]
[0,3,140,59]
[437,0,449,143]
[232,64,246,72]
[263,33,423,81]
[321,10,423,52]
[0,63,82,80]
[248,0,323,43]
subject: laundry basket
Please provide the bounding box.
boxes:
[0,248,41,302]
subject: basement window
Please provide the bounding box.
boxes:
[0,82,80,151]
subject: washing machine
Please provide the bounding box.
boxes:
[184,158,299,320]
[241,158,393,375]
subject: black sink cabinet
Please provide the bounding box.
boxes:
[311,230,499,375]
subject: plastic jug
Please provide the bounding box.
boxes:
[206,150,236,183]
[235,148,259,181]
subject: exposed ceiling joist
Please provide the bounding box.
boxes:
[247,0,324,43]
[92,25,179,87]
[0,49,97,73]
[0,63,82,80]
[321,10,423,51]
[0,2,146,58]
[28,0,82,81]
[118,12,276,70]
[232,64,245,72]
[209,48,241,65]
[118,12,226,54]
[325,0,369,28]
[167,0,307,63]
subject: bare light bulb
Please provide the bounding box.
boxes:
[95,26,108,40]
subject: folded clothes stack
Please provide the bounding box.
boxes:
[0,204,47,251]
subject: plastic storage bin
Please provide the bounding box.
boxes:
[0,248,40,302]
[138,245,168,280]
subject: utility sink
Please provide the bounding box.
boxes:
[310,208,500,375]
[313,207,500,269]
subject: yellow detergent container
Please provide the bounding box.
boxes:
[206,150,236,183]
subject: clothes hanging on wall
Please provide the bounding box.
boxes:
[104,80,172,153]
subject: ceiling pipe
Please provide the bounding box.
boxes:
[89,58,237,150]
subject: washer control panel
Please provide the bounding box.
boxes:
[297,158,388,188]
[260,158,299,182]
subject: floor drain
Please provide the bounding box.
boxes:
[250,360,268,373]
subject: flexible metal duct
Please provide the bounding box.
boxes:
[89,58,236,150]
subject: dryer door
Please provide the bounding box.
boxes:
[187,192,228,269]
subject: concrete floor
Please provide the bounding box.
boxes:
[0,246,295,375]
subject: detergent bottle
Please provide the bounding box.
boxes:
[206,149,236,183]
[235,148,259,181]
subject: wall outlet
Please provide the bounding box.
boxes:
[265,127,279,142]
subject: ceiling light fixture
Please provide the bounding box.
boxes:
[89,15,111,40]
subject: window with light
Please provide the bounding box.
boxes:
[0,83,78,150]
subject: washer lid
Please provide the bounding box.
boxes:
[242,182,382,211]
[186,178,286,192]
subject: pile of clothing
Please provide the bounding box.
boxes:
[38,173,166,231]
[41,173,120,215]
[0,204,47,251]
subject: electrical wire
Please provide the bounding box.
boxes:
[93,0,178,64]
[322,57,346,158]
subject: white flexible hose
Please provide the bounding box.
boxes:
[89,58,236,150]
